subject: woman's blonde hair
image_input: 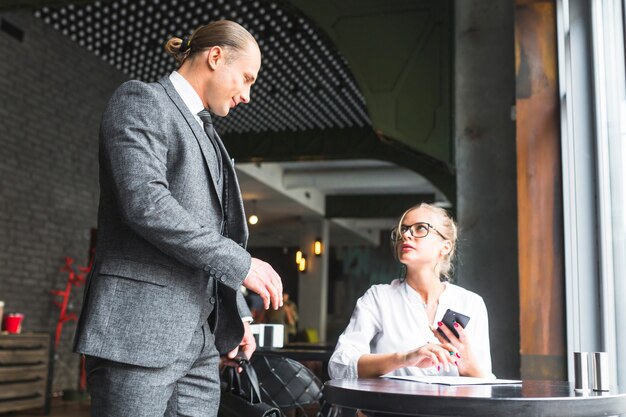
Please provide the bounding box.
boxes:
[392,203,458,281]
[164,20,258,66]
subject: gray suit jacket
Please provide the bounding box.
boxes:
[74,77,252,368]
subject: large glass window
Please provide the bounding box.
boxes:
[616,76,626,388]
[591,0,626,387]
[558,0,626,386]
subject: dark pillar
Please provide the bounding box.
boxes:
[454,0,520,378]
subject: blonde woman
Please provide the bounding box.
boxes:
[329,203,493,379]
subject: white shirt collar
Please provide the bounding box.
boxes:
[169,71,205,124]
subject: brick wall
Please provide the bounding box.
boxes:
[0,11,127,393]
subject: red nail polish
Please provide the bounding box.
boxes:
[437,365,441,371]
[438,321,443,327]
[453,322,459,328]
[455,361,459,366]
[456,353,461,358]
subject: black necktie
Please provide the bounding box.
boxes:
[197,109,223,183]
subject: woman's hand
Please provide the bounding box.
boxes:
[430,321,485,377]
[357,342,457,377]
[404,341,458,372]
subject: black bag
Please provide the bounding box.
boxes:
[250,353,323,410]
[218,360,281,417]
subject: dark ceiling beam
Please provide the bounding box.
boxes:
[0,0,113,12]
[326,194,435,219]
[222,127,456,205]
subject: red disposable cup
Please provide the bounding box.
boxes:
[3,313,24,334]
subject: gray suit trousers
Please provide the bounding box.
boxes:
[86,319,221,417]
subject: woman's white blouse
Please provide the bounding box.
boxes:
[328,279,494,379]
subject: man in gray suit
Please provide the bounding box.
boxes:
[74,20,282,417]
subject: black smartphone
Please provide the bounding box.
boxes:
[437,309,470,342]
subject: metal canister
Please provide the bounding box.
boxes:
[592,352,610,391]
[574,352,590,391]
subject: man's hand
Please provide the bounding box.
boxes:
[242,258,283,310]
[223,320,256,372]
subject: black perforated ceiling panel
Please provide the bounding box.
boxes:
[35,0,371,134]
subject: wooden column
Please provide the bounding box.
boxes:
[515,0,566,379]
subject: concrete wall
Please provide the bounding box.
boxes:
[0,11,127,392]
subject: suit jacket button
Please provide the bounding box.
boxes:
[220,277,226,283]
[209,297,216,304]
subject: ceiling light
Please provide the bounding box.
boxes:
[314,238,323,256]
[298,254,306,273]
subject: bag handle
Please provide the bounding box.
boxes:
[240,361,263,404]
[223,360,264,405]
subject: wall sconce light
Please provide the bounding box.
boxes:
[298,254,307,273]
[314,237,323,256]
[248,199,259,225]
[295,250,303,265]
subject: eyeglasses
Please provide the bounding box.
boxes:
[391,222,448,241]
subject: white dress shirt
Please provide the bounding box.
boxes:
[169,71,205,128]
[328,279,494,379]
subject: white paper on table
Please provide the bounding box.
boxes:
[385,375,522,386]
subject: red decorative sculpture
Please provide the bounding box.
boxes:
[51,256,91,349]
